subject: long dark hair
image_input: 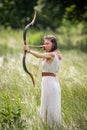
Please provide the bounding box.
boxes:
[44,35,58,52]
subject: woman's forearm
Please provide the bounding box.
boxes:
[28,50,52,59]
[29,50,45,58]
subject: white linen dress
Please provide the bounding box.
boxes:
[40,52,62,127]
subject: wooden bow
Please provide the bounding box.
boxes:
[22,11,36,86]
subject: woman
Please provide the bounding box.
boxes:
[24,35,62,128]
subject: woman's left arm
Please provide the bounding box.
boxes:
[24,45,54,59]
[29,49,53,59]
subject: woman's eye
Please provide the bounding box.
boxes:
[44,42,50,45]
[44,43,47,45]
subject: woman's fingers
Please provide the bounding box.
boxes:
[24,45,29,51]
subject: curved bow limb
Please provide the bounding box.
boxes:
[22,11,36,86]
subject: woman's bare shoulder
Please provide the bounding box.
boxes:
[55,50,62,60]
[44,52,55,57]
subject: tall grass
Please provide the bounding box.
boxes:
[0,25,87,129]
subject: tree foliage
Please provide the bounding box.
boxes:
[0,0,87,29]
[0,0,37,28]
[35,0,87,28]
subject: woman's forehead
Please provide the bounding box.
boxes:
[44,39,51,42]
[44,39,52,44]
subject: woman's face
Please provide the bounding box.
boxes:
[43,39,53,52]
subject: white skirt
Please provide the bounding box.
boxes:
[40,76,62,126]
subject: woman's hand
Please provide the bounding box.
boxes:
[42,45,46,50]
[24,45,30,52]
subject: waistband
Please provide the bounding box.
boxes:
[42,72,56,77]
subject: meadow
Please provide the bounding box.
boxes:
[0,25,87,130]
